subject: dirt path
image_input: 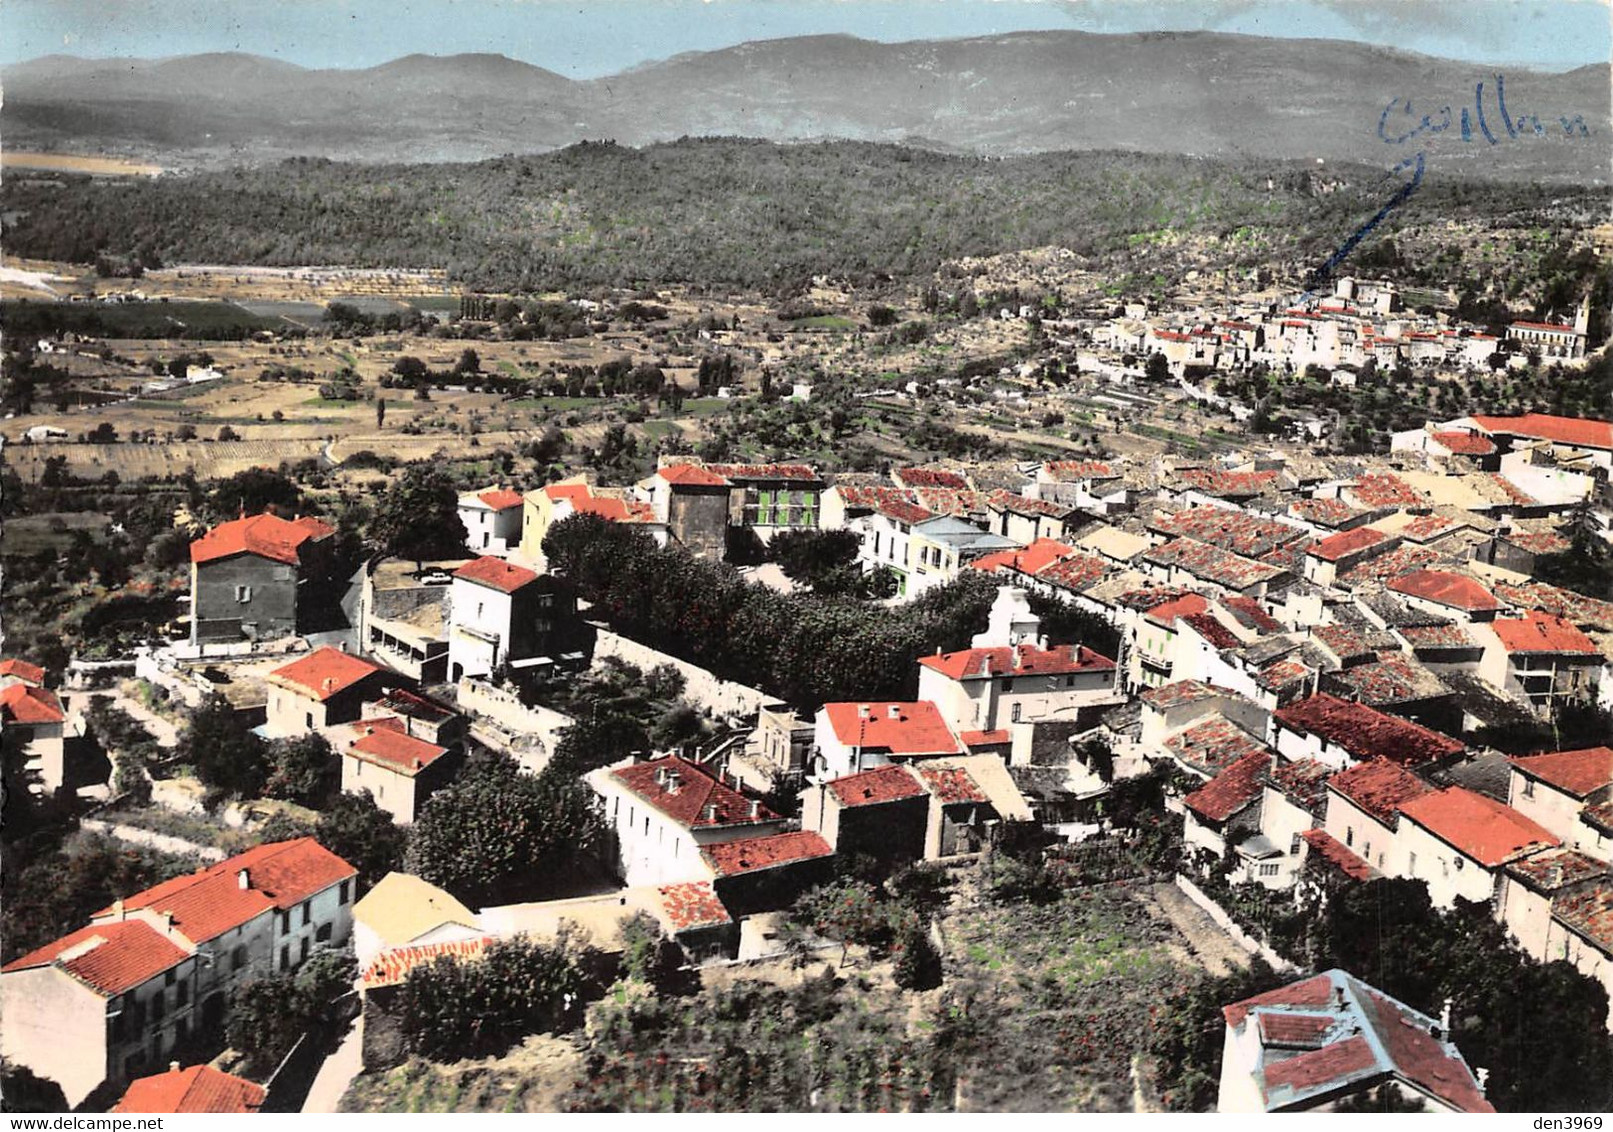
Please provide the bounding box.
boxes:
[1132,881,1250,977]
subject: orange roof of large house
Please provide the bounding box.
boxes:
[608,755,776,829]
[826,764,928,808]
[113,1065,266,1114]
[190,512,335,566]
[1470,413,1613,451]
[0,682,65,724]
[918,642,1114,681]
[655,882,732,932]
[1489,611,1598,655]
[93,838,356,946]
[1387,569,1501,612]
[1300,829,1377,881]
[1,919,188,996]
[1509,747,1613,799]
[362,936,492,989]
[1184,750,1271,822]
[969,538,1078,577]
[453,555,540,594]
[1308,526,1390,562]
[657,463,731,487]
[348,722,451,776]
[268,646,387,701]
[472,487,525,511]
[1276,694,1463,766]
[702,831,833,878]
[546,482,659,523]
[0,658,46,684]
[821,701,961,757]
[1143,592,1211,627]
[1327,758,1432,824]
[1397,786,1560,867]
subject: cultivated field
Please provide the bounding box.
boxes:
[2,152,164,177]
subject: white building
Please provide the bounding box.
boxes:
[457,487,525,557]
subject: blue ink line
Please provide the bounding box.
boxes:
[1302,151,1425,296]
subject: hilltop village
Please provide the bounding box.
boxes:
[2,252,1612,1115]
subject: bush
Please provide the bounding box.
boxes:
[397,936,585,1061]
[892,927,943,991]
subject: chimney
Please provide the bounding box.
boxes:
[237,868,250,891]
[169,1061,181,1074]
[858,704,871,720]
[1334,985,1346,1010]
[748,799,762,819]
[1439,998,1452,1034]
[1013,645,1023,670]
[112,898,125,921]
[702,802,719,823]
[324,677,336,692]
[978,654,992,679]
[887,705,901,719]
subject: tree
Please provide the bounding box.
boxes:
[770,529,861,590]
[375,397,386,429]
[368,465,469,565]
[404,751,603,905]
[392,355,428,382]
[1145,352,1171,382]
[891,925,943,991]
[217,426,240,442]
[204,467,302,523]
[179,694,267,802]
[226,947,356,1075]
[397,936,584,1061]
[314,791,408,893]
[795,879,893,966]
[264,733,339,808]
[455,348,481,375]
[0,1061,69,1113]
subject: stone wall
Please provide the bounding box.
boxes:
[1173,873,1298,973]
[591,627,770,721]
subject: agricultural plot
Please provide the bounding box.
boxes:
[0,512,113,555]
[1,299,283,339]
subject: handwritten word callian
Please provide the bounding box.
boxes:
[1378,74,1592,147]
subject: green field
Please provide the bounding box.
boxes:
[406,295,464,313]
[1,299,282,340]
[1,512,113,555]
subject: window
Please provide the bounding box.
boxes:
[301,901,311,927]
[1289,834,1302,855]
[151,993,165,1022]
[305,712,314,730]
[175,1019,188,1046]
[317,923,332,943]
[176,981,188,1007]
[1407,852,1417,875]
[232,946,248,972]
[280,911,291,936]
[1011,703,1023,723]
[1453,856,1464,871]
[235,585,252,603]
[339,880,351,905]
[279,945,290,971]
[165,970,176,987]
[1522,779,1535,799]
[300,938,310,964]
[1345,827,1354,847]
[1065,675,1077,687]
[1001,678,1014,692]
[1259,863,1280,877]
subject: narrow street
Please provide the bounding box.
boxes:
[301,1014,363,1114]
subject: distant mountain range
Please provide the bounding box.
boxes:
[4,31,1608,180]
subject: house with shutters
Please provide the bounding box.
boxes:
[1505,747,1613,862]
[446,556,579,682]
[456,487,525,557]
[188,512,336,644]
[1218,969,1495,1112]
[704,462,825,540]
[264,647,393,737]
[337,717,461,825]
[0,839,354,1108]
[811,701,964,782]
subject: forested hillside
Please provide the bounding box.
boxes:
[3,139,1607,294]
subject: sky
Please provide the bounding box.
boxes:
[4,0,1609,74]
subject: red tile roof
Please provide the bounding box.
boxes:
[0,658,46,684]
[1167,716,1270,776]
[1490,611,1598,655]
[1175,468,1281,499]
[655,882,732,932]
[1508,747,1613,799]
[1430,431,1496,456]
[911,485,987,517]
[190,512,335,566]
[826,765,927,808]
[1221,595,1284,634]
[1504,847,1608,893]
[1,919,188,996]
[1290,497,1366,527]
[1224,973,1338,1028]
[1327,759,1433,825]
[361,936,492,989]
[1358,987,1494,1112]
[1277,694,1463,766]
[705,462,823,484]
[919,642,1115,681]
[1035,552,1111,591]
[1143,592,1211,627]
[1140,679,1220,710]
[1388,569,1500,612]
[1181,611,1242,650]
[608,755,777,829]
[1263,1034,1380,1098]
[875,497,935,525]
[913,764,990,805]
[1151,506,1306,557]
[959,729,1011,748]
[1337,544,1442,589]
[969,537,1078,577]
[1397,786,1560,867]
[1185,750,1271,822]
[1258,1011,1337,1049]
[988,489,1075,519]
[822,701,961,757]
[1553,879,1613,956]
[348,723,451,776]
[1301,828,1377,881]
[97,838,356,945]
[1494,580,1613,631]
[1144,537,1284,590]
[896,467,970,490]
[702,831,833,878]
[1042,459,1116,481]
[657,463,731,487]
[1470,413,1613,451]
[0,682,64,724]
[1309,526,1389,562]
[1394,513,1464,543]
[1347,472,1423,508]
[474,487,526,511]
[269,647,387,701]
[1269,758,1333,813]
[113,1066,266,1114]
[453,555,540,594]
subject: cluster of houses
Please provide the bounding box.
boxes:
[1093,278,1591,380]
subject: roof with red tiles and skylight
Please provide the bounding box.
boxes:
[1388,569,1501,612]
[268,647,387,701]
[1222,969,1494,1113]
[1,682,65,725]
[826,765,929,808]
[112,1065,266,1114]
[607,755,777,830]
[1508,747,1613,800]
[92,838,356,946]
[919,643,1115,682]
[1490,611,1599,655]
[190,512,336,566]
[453,555,540,594]
[1470,413,1613,451]
[1275,693,1463,766]
[1397,786,1559,867]
[702,831,833,878]
[822,701,962,757]
[1,919,189,997]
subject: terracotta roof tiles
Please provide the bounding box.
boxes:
[655,882,733,932]
[822,702,961,757]
[1184,749,1270,822]
[361,936,492,989]
[1508,747,1613,799]
[1470,413,1613,451]
[609,755,776,830]
[918,643,1115,681]
[0,682,65,724]
[0,658,46,685]
[826,765,928,808]
[1301,828,1377,881]
[702,831,833,878]
[453,555,540,594]
[268,646,387,701]
[1397,786,1559,867]
[1490,611,1598,655]
[113,1066,266,1114]
[1328,758,1433,825]
[1,920,188,996]
[1276,693,1463,766]
[190,512,335,566]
